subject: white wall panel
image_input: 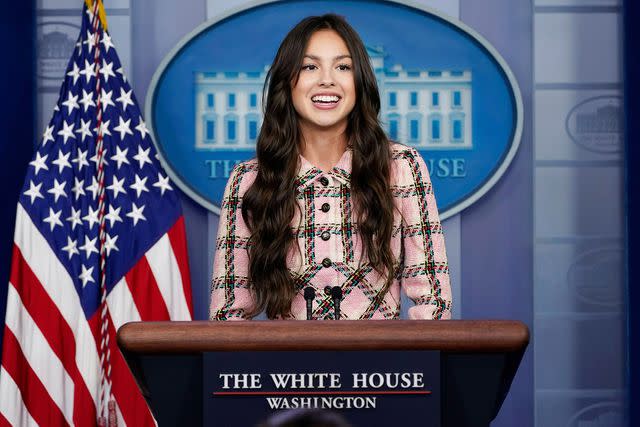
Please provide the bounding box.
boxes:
[535,314,624,389]
[536,390,623,427]
[534,166,623,238]
[533,0,624,424]
[534,242,623,314]
[534,13,621,84]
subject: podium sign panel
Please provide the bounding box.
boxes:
[203,350,440,426]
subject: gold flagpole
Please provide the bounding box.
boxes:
[84,0,108,30]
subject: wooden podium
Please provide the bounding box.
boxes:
[117,320,529,426]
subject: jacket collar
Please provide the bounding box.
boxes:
[295,149,352,192]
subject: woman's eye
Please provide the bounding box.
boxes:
[337,64,352,71]
[302,64,317,71]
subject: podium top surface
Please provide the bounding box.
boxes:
[117,320,529,354]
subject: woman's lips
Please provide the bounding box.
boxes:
[311,96,341,110]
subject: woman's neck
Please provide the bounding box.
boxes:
[299,125,348,173]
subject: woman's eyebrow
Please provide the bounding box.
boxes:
[303,54,352,61]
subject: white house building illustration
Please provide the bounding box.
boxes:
[194,46,472,151]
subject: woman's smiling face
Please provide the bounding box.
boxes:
[291,29,356,134]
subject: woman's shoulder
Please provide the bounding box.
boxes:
[389,142,428,180]
[224,158,259,196]
[390,142,424,160]
[232,158,259,176]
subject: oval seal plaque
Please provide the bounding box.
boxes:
[567,402,623,427]
[38,21,81,82]
[565,95,622,154]
[567,247,623,308]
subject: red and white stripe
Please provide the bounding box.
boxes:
[0,203,192,426]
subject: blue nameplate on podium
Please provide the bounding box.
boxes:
[203,350,440,426]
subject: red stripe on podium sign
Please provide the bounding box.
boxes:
[212,390,432,396]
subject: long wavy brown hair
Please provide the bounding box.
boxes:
[242,14,395,319]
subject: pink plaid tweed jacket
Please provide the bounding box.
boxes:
[209,143,452,320]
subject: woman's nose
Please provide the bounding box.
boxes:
[318,68,335,86]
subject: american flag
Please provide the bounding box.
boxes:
[0,1,193,425]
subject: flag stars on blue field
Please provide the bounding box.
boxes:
[62,92,80,115]
[130,174,149,198]
[101,89,115,110]
[79,59,95,84]
[79,90,95,111]
[84,29,99,52]
[79,264,95,288]
[114,117,133,140]
[43,208,63,231]
[52,150,72,173]
[47,179,67,202]
[67,207,82,230]
[76,119,93,141]
[107,176,126,198]
[73,147,89,171]
[153,173,172,195]
[61,236,79,259]
[42,125,55,145]
[105,205,122,227]
[86,176,100,199]
[18,19,177,306]
[127,203,146,226]
[133,146,152,168]
[104,233,119,256]
[79,235,99,259]
[116,88,134,111]
[100,59,116,82]
[111,146,129,169]
[24,181,43,204]
[117,67,127,83]
[29,152,48,176]
[57,121,76,144]
[42,208,63,232]
[135,118,149,139]
[67,62,81,85]
[90,148,108,167]
[83,206,100,229]
[101,32,114,53]
[95,118,111,136]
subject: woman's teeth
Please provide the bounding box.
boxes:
[312,95,340,103]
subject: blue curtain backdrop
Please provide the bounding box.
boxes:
[624,1,637,426]
[0,0,35,358]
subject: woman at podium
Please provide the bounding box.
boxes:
[209,14,451,321]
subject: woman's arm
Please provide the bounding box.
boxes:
[400,148,452,320]
[209,163,256,320]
